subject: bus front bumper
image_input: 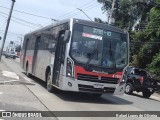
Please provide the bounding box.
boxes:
[59,76,125,95]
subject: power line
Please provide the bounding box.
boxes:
[57,1,99,20]
[0,30,23,36]
[67,3,100,19]
[77,8,92,21]
[0,14,36,29]
[11,19,39,29]
[0,11,42,27]
[83,4,101,12]
[0,5,58,21]
[56,0,95,19]
[59,3,100,20]
[0,0,101,30]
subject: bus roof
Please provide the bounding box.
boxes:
[25,18,127,36]
[73,18,126,34]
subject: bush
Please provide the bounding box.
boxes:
[147,52,160,75]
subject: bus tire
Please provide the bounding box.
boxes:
[47,71,55,93]
[26,63,31,78]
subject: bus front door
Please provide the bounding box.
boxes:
[52,31,65,86]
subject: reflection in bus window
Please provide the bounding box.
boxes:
[71,24,128,68]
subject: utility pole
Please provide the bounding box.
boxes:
[18,36,23,48]
[108,0,116,25]
[77,8,92,21]
[0,0,16,61]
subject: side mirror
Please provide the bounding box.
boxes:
[63,30,70,43]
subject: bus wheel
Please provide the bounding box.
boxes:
[26,64,31,77]
[47,71,54,93]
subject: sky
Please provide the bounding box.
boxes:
[0,0,107,48]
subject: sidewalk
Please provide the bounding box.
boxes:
[0,59,19,83]
[0,57,52,115]
[0,59,32,85]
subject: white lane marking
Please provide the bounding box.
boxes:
[0,80,19,84]
[23,77,33,83]
[3,80,19,83]
[2,71,19,80]
[0,92,3,95]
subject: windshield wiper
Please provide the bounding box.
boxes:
[84,49,98,69]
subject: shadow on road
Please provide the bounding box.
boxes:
[22,72,133,105]
[128,93,144,98]
[54,92,133,105]
[126,93,160,102]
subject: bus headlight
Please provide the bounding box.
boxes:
[66,58,74,78]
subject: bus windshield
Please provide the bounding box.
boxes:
[70,24,128,69]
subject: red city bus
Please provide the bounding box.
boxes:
[21,18,129,96]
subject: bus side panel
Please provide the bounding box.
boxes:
[25,50,33,73]
[33,50,52,81]
[32,33,57,81]
[21,36,32,71]
[21,37,28,70]
[21,35,36,75]
[41,50,53,81]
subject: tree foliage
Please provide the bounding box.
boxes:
[97,0,154,28]
[147,51,160,75]
[97,0,160,75]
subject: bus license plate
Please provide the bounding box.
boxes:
[94,84,104,89]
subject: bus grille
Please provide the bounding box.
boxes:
[78,84,115,93]
[77,73,118,84]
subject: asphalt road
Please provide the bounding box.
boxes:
[0,57,160,120]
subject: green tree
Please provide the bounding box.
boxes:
[97,0,154,28]
[97,0,160,75]
[147,51,160,75]
[94,18,107,24]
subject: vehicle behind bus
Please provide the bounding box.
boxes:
[20,18,129,96]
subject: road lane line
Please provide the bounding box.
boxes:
[0,80,20,84]
[2,71,19,80]
[23,77,33,83]
[4,80,19,83]
[0,92,3,95]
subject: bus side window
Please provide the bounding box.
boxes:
[48,42,56,52]
[22,38,26,50]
